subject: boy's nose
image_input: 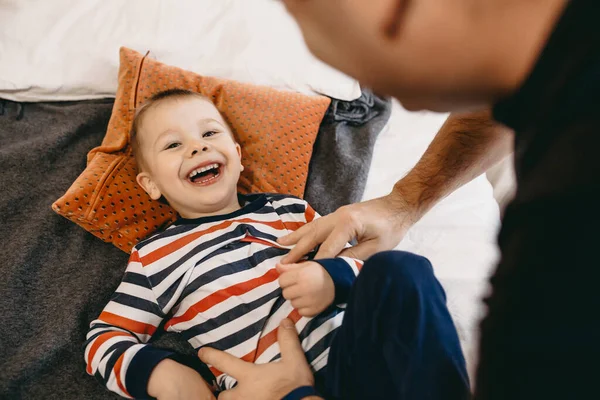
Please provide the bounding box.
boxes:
[190,145,209,157]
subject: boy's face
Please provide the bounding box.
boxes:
[135,97,243,218]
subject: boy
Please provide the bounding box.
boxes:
[85,89,469,400]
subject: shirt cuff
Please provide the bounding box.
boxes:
[314,258,356,305]
[125,346,176,399]
[282,385,320,400]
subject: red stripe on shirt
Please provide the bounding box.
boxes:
[129,250,140,263]
[86,331,132,374]
[99,311,157,336]
[253,309,303,362]
[240,236,276,247]
[141,218,287,265]
[165,268,280,329]
[355,259,363,270]
[305,205,316,223]
[113,354,131,398]
[282,221,306,231]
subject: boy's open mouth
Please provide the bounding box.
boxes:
[187,163,223,185]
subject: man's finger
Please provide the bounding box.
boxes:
[198,347,248,380]
[280,236,319,264]
[314,225,355,260]
[277,319,307,364]
[277,223,311,246]
[338,239,383,261]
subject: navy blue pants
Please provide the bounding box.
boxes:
[315,251,470,400]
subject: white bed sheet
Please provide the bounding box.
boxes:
[362,101,500,379]
[0,0,361,102]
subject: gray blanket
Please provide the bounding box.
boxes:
[0,95,388,399]
[0,100,198,400]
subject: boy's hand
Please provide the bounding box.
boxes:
[276,261,334,317]
[148,358,216,400]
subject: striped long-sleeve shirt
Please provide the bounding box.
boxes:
[84,194,363,399]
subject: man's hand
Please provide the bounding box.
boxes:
[147,358,216,400]
[276,261,334,317]
[198,319,320,400]
[279,194,416,263]
[279,110,514,264]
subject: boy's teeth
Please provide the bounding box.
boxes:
[188,163,219,178]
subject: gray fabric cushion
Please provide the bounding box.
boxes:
[304,90,392,216]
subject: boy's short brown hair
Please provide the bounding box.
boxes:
[130,89,213,171]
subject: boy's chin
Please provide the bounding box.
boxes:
[183,192,238,214]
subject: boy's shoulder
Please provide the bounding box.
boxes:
[259,193,309,211]
[131,223,184,255]
[260,193,304,203]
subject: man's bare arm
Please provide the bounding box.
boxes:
[280,110,513,262]
[393,109,514,221]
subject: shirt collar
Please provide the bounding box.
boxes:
[174,193,268,225]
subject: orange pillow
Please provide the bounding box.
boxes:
[52,47,330,253]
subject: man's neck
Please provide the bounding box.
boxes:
[478,0,569,102]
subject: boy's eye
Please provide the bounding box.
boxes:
[203,131,218,138]
[165,142,181,150]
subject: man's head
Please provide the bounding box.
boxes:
[131,89,244,218]
[283,0,567,112]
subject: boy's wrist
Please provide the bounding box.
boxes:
[147,358,184,398]
[313,258,355,305]
[127,346,179,399]
[281,385,323,400]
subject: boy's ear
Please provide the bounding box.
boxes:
[236,143,244,171]
[136,172,163,200]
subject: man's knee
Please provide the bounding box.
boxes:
[361,250,436,291]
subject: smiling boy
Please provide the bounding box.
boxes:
[84,89,469,400]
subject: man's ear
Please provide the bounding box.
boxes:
[236,143,244,171]
[136,172,163,200]
[382,0,409,39]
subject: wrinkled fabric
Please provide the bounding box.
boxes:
[0,99,196,400]
[305,89,392,215]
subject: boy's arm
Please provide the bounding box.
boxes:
[84,249,210,399]
[299,201,363,305]
[312,256,363,306]
[271,196,363,305]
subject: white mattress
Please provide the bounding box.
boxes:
[363,101,500,379]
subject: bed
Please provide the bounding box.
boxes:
[0,0,502,397]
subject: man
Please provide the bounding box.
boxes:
[200,0,600,399]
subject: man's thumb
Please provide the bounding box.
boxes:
[277,319,306,363]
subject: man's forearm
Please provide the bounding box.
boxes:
[392,109,513,219]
